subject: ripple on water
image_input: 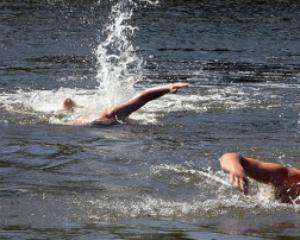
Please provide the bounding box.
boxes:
[0,145,21,154]
[23,144,60,157]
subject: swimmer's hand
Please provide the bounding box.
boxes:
[228,168,249,194]
[169,82,189,93]
[219,153,249,194]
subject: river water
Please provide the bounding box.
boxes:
[0,0,300,239]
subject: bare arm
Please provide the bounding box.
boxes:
[240,156,289,186]
[104,83,188,120]
[219,152,292,193]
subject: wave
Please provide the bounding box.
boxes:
[83,164,299,221]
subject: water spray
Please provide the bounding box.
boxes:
[95,0,159,106]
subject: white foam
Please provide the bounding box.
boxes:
[86,191,298,222]
[151,164,232,188]
[0,83,285,125]
[148,164,297,213]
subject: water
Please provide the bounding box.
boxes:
[0,0,300,239]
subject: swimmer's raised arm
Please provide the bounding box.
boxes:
[219,152,300,193]
[104,82,189,120]
[63,83,188,126]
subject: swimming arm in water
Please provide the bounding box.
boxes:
[219,152,300,201]
[103,82,189,121]
[64,82,189,125]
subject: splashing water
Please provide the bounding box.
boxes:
[82,164,299,222]
[151,164,232,188]
[95,0,158,106]
[0,0,160,124]
[0,0,286,126]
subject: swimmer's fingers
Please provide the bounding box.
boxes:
[229,172,234,185]
[229,173,249,194]
[243,177,249,195]
[229,173,239,189]
[234,176,241,190]
[238,177,249,195]
[169,82,189,93]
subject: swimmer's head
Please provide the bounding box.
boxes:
[63,98,76,111]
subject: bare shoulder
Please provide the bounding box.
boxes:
[274,168,300,203]
[88,110,118,126]
[286,167,300,186]
[63,108,118,127]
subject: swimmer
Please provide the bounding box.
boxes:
[63,82,189,126]
[219,152,300,203]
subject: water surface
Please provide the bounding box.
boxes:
[0,0,300,239]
